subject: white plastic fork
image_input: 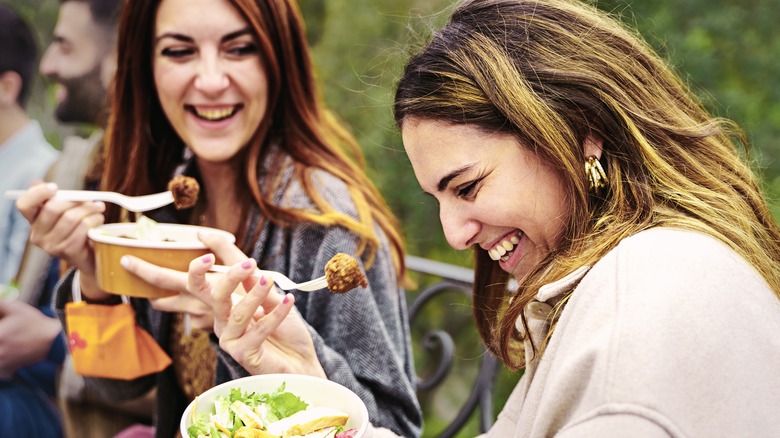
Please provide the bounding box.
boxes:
[208,265,328,292]
[4,189,175,213]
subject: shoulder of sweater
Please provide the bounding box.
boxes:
[556,230,780,409]
[578,227,775,319]
[282,169,358,216]
[597,227,758,285]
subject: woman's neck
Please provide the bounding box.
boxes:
[196,159,242,234]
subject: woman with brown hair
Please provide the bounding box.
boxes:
[17,0,421,436]
[372,0,780,436]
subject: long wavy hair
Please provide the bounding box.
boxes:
[102,0,405,277]
[394,0,780,369]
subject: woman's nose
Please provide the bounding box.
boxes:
[439,204,479,251]
[194,55,229,94]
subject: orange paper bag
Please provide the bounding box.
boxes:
[65,298,171,380]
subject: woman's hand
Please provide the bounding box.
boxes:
[119,254,216,331]
[193,231,325,377]
[15,182,106,298]
[120,228,259,329]
[118,230,239,329]
[202,256,326,378]
[122,230,325,377]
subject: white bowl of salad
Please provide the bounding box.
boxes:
[181,374,369,438]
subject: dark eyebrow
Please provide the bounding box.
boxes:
[154,33,192,45]
[221,28,252,42]
[154,28,253,46]
[437,164,474,192]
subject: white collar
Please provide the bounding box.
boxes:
[514,265,591,339]
[536,265,591,302]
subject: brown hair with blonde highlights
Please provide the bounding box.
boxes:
[102,0,405,277]
[394,0,780,369]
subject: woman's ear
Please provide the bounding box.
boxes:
[583,134,604,160]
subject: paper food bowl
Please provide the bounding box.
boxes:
[88,222,235,299]
[180,374,369,438]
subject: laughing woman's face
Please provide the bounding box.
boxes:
[152,0,269,163]
[402,118,572,280]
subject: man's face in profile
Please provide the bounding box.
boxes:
[39,1,112,125]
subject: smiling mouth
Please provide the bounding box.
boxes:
[187,104,243,122]
[488,231,522,262]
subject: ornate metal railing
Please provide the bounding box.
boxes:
[406,256,500,438]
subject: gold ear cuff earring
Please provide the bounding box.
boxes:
[585,155,608,191]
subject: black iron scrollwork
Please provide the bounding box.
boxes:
[406,257,500,437]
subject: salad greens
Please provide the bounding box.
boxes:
[133,215,162,240]
[188,382,308,438]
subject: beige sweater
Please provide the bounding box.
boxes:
[369,227,780,437]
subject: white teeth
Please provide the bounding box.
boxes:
[195,107,234,120]
[487,233,521,263]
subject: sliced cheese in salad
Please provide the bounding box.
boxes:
[265,407,348,436]
[187,382,358,438]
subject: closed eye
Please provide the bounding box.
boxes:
[161,47,195,58]
[226,43,258,57]
[456,176,484,199]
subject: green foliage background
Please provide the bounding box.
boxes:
[6,0,779,436]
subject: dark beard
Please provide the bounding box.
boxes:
[52,63,107,125]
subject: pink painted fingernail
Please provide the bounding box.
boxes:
[241,259,252,269]
[259,275,267,286]
[283,294,291,304]
[120,256,129,268]
[201,254,212,263]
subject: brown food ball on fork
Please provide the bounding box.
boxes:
[324,253,368,294]
[168,175,200,209]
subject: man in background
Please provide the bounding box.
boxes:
[0,3,60,288]
[9,1,155,436]
[0,5,64,436]
[15,0,120,306]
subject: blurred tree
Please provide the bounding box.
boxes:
[599,0,780,217]
[298,0,325,46]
